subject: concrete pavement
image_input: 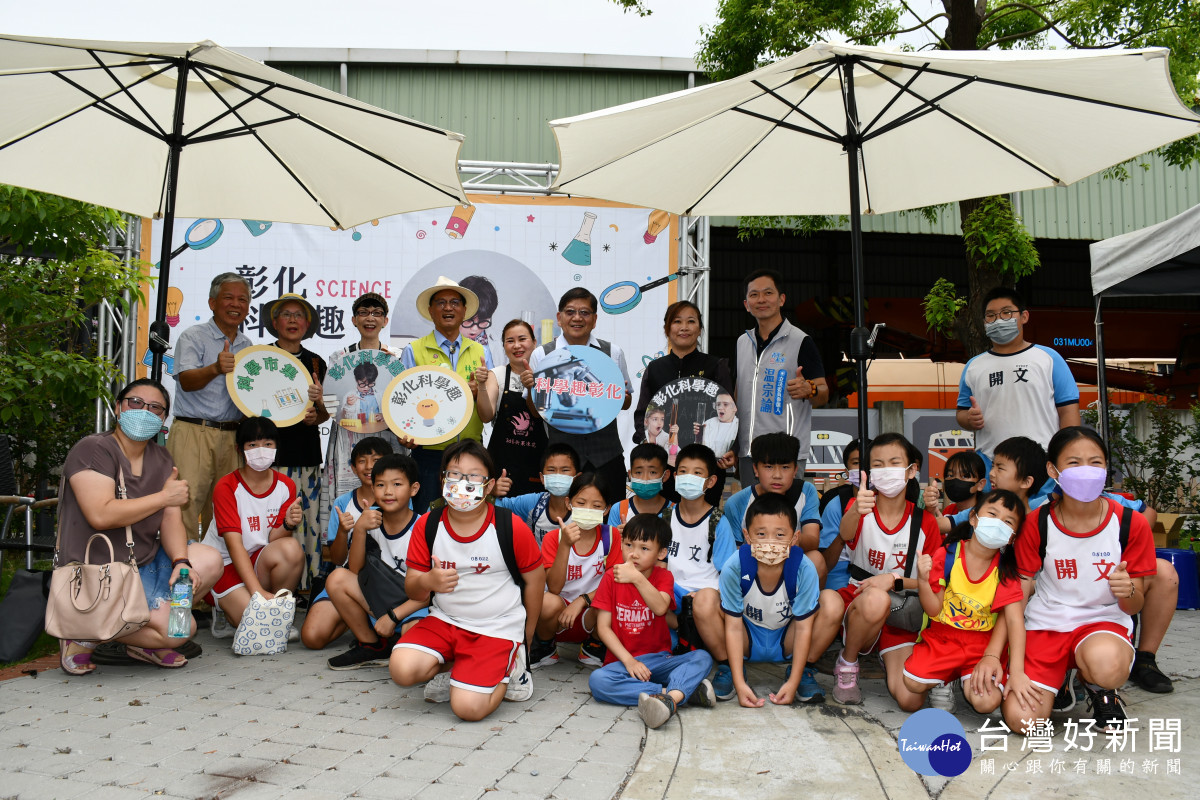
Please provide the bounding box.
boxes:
[3,612,1198,799]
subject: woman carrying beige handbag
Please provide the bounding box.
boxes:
[50,379,223,674]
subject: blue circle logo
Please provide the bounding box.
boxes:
[897,709,972,776]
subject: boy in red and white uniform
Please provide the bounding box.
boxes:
[390,441,545,722]
[805,433,941,708]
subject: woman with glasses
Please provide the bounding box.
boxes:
[54,379,223,674]
[478,319,548,496]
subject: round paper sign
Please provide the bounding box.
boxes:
[226,345,313,427]
[644,377,737,464]
[531,345,626,434]
[383,365,474,446]
[325,348,406,435]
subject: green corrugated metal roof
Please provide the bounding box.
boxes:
[270,55,1199,240]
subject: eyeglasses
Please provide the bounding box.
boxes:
[462,317,491,330]
[560,308,594,319]
[355,309,385,319]
[443,469,489,485]
[123,396,168,417]
[983,307,1022,323]
[432,298,464,309]
[276,310,308,322]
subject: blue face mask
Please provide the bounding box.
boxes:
[973,517,1014,550]
[631,478,663,499]
[543,474,573,497]
[674,474,707,501]
[118,409,162,442]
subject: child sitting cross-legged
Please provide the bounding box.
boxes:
[901,489,1032,714]
[588,514,717,729]
[390,440,545,722]
[324,454,430,670]
[721,492,821,707]
[530,472,623,669]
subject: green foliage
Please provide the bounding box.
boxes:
[961,195,1039,281]
[0,186,144,495]
[609,0,652,17]
[922,278,967,337]
[1082,395,1200,513]
[736,213,847,239]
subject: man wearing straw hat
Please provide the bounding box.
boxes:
[399,276,496,513]
[167,272,253,541]
[262,292,330,601]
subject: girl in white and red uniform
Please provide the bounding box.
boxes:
[202,416,305,631]
[1002,426,1156,734]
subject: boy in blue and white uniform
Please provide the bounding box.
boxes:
[607,443,674,527]
[721,493,821,706]
[493,443,580,544]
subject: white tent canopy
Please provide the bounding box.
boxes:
[1090,201,1200,297]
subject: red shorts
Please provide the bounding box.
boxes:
[903,623,997,685]
[1023,622,1133,693]
[835,584,920,656]
[547,595,595,643]
[394,615,521,694]
[207,549,263,603]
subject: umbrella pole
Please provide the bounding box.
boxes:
[842,57,871,452]
[150,59,189,383]
[1094,294,1110,444]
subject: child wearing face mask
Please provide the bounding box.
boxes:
[529,473,624,670]
[720,493,821,708]
[202,416,306,639]
[390,440,546,722]
[1002,427,1156,735]
[804,433,942,707]
[901,489,1029,715]
[608,443,673,527]
[493,443,581,544]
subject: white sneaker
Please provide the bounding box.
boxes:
[287,625,300,643]
[929,682,956,712]
[424,671,451,703]
[211,610,234,640]
[504,645,533,702]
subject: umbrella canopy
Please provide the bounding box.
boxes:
[0,35,468,379]
[550,42,1200,445]
[0,35,466,227]
[1091,202,1200,298]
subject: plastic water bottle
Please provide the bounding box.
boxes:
[168,568,193,638]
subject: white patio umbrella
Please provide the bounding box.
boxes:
[0,35,468,379]
[550,42,1200,445]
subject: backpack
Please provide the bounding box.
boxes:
[542,338,612,357]
[531,492,552,532]
[425,504,525,589]
[738,545,805,605]
[1036,502,1132,563]
[706,504,723,563]
[617,497,675,526]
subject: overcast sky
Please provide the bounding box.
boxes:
[0,0,945,59]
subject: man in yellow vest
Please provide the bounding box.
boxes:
[399,276,494,512]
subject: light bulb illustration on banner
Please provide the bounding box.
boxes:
[165,286,184,327]
[644,209,669,244]
[562,212,597,266]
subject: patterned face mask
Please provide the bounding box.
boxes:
[443,479,486,512]
[749,541,789,566]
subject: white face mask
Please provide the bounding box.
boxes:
[244,446,276,472]
[869,466,910,498]
[674,474,708,501]
[571,507,605,531]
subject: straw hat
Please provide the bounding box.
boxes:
[416,276,479,322]
[263,292,319,340]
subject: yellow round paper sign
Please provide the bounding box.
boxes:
[226,345,313,427]
[382,365,474,446]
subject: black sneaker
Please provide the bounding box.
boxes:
[1084,685,1128,732]
[579,638,607,667]
[530,638,559,669]
[1130,652,1174,694]
[327,640,389,670]
[1053,668,1078,712]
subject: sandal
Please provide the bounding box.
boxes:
[60,640,96,676]
[125,645,188,669]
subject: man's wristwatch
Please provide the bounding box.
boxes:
[893,577,905,593]
[387,609,402,625]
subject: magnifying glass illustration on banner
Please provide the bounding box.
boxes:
[154,218,224,269]
[599,273,679,315]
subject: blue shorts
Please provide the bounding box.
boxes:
[139,547,173,611]
[744,619,789,664]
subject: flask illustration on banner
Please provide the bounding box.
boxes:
[644,210,670,244]
[165,286,184,327]
[446,204,476,238]
[242,219,273,236]
[562,212,597,266]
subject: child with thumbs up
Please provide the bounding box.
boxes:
[1002,426,1156,735]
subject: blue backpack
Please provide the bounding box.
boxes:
[738,545,804,604]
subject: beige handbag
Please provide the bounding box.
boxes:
[44,467,150,642]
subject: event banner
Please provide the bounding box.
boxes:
[143,196,679,453]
